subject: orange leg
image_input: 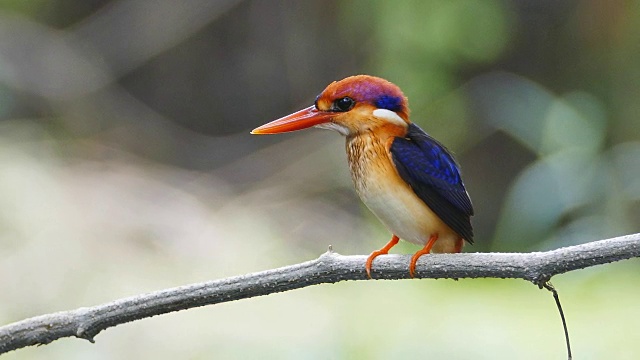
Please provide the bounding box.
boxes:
[409,234,439,278]
[365,235,400,279]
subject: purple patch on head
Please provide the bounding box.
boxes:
[347,82,381,102]
[325,75,406,114]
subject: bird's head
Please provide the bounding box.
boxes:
[251,75,410,137]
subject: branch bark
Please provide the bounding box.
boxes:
[1,233,639,355]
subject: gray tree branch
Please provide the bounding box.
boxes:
[1,233,639,355]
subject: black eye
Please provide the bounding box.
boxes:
[333,97,355,112]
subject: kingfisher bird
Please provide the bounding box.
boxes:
[252,75,473,278]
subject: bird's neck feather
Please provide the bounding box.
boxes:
[345,129,402,194]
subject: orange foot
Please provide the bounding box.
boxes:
[409,234,438,278]
[365,235,399,279]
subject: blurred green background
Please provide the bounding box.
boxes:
[0,0,639,359]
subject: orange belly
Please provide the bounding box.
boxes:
[347,134,463,253]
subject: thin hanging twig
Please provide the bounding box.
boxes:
[543,282,572,360]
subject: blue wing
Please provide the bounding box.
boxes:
[390,123,474,243]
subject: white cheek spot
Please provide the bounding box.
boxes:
[372,109,406,127]
[314,122,350,136]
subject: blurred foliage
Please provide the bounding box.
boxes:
[0,0,639,359]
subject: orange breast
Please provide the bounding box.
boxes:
[346,133,462,252]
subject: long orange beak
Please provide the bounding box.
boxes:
[251,106,333,134]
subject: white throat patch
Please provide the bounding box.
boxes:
[314,122,350,136]
[372,109,406,126]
